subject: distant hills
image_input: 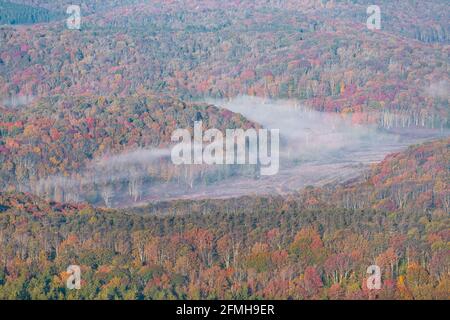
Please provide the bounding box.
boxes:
[0,0,448,127]
[0,1,55,25]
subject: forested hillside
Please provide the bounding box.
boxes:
[0,94,258,204]
[7,0,449,44]
[319,138,450,213]
[1,0,448,128]
[0,135,448,300]
[0,0,448,301]
[0,1,53,25]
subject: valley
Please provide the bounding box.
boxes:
[0,0,448,301]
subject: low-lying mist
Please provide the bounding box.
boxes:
[28,96,448,207]
[209,96,393,161]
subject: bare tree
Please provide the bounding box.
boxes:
[101,184,114,207]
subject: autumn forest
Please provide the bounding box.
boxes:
[0,0,448,301]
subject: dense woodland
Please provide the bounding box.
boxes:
[0,137,448,300]
[0,1,449,127]
[0,0,448,300]
[0,1,53,25]
[322,138,450,213]
[0,94,258,204]
[0,193,448,299]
